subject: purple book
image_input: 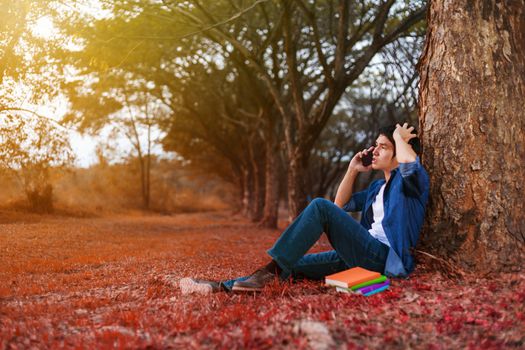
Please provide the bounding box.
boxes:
[357,280,390,294]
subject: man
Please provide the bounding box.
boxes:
[180,123,429,294]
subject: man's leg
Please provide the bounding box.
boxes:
[290,251,349,280]
[233,198,388,291]
[222,251,345,292]
[268,198,388,276]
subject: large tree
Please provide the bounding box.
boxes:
[418,0,525,271]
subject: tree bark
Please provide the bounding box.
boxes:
[234,170,245,215]
[241,166,253,218]
[247,136,265,222]
[418,0,525,271]
[286,151,309,222]
[259,119,281,228]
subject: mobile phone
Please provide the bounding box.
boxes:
[361,150,374,166]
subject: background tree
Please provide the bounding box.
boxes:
[0,0,60,113]
[0,0,29,89]
[0,115,74,212]
[0,1,78,213]
[159,61,275,222]
[418,0,525,271]
[64,75,167,210]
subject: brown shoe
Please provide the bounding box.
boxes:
[232,268,278,292]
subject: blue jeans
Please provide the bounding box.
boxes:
[222,198,389,291]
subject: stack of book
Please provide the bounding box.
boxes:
[325,267,390,296]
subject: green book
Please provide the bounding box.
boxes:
[350,275,387,291]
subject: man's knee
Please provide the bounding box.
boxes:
[310,197,334,211]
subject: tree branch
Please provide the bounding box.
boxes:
[283,1,307,133]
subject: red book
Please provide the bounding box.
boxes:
[325,267,381,288]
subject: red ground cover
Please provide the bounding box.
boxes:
[0,211,523,349]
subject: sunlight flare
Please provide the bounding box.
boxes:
[32,16,57,39]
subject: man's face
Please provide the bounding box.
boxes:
[372,135,398,171]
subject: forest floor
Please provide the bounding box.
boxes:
[0,210,523,349]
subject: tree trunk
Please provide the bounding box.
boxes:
[247,138,265,222]
[137,154,149,210]
[233,170,245,215]
[259,124,281,228]
[286,150,309,222]
[418,0,525,271]
[251,159,266,222]
[241,166,252,217]
[145,120,152,210]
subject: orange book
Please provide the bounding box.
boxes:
[325,267,381,288]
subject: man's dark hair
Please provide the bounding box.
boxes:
[378,124,421,156]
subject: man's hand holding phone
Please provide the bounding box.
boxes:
[349,146,375,172]
[336,146,374,208]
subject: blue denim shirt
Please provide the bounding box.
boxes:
[343,157,429,277]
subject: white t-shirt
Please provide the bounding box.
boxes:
[368,183,391,247]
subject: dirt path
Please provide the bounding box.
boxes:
[1,211,523,349]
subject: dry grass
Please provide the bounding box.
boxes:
[0,211,523,349]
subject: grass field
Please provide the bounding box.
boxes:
[1,210,523,349]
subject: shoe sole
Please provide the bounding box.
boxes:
[231,285,263,293]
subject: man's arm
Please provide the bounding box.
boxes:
[393,123,429,197]
[334,168,359,208]
[334,146,374,208]
[393,123,417,163]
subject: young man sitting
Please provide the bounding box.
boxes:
[180,123,429,294]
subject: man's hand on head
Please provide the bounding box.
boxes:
[393,123,417,143]
[393,123,418,163]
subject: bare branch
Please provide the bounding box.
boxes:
[294,0,333,87]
